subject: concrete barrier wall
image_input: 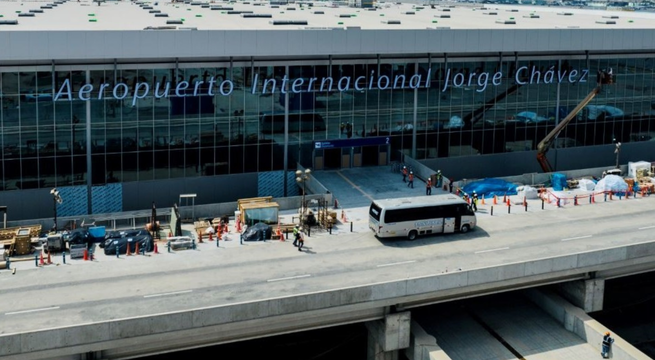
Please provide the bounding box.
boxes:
[405,321,452,360]
[3,241,655,359]
[419,142,655,183]
[524,288,651,360]
[6,193,332,229]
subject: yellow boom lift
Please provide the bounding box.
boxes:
[536,69,615,173]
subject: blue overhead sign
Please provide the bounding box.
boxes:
[314,136,390,149]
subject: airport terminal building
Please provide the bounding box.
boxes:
[1,0,655,220]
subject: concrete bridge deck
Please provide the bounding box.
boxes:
[1,182,655,359]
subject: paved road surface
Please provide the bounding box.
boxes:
[1,192,654,338]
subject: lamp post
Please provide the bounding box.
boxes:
[295,168,311,225]
[614,142,621,169]
[50,188,63,233]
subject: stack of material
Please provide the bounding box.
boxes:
[317,209,337,227]
[194,220,210,232]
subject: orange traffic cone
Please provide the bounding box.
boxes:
[40,251,45,266]
[481,195,485,205]
[168,231,172,238]
[198,231,204,243]
[523,196,527,207]
[47,251,52,265]
[154,243,159,254]
[217,227,222,241]
[506,198,510,206]
[277,224,283,241]
[83,249,89,261]
[135,242,140,255]
[208,232,213,241]
[126,243,131,256]
[493,195,497,205]
[236,220,242,233]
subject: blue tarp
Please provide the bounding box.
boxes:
[462,178,518,198]
[551,173,567,191]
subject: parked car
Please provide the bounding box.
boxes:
[101,233,154,255]
[513,111,549,124]
[24,88,54,102]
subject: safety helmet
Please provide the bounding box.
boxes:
[605,332,610,336]
[403,166,406,168]
[437,170,441,173]
[410,171,413,174]
[473,191,477,194]
[295,225,299,228]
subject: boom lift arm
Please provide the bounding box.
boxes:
[536,70,613,173]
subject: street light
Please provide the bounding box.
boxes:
[614,142,621,169]
[50,188,63,233]
[295,168,311,225]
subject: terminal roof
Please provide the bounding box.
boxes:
[1,0,655,31]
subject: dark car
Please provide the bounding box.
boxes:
[102,233,154,255]
[241,222,272,242]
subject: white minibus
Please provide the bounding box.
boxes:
[369,194,476,240]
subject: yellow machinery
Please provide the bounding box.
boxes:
[3,228,34,258]
[536,70,614,173]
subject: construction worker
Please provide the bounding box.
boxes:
[601,332,614,358]
[407,171,414,188]
[472,191,479,211]
[426,178,432,196]
[436,170,443,188]
[449,180,454,193]
[292,225,300,247]
[297,227,305,252]
[402,166,408,183]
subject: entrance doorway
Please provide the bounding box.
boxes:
[362,146,381,166]
[312,137,390,170]
[323,148,341,169]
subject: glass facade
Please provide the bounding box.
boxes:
[1,55,654,192]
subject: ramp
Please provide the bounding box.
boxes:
[312,166,449,208]
[414,295,601,360]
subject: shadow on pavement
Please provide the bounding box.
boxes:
[375,227,491,248]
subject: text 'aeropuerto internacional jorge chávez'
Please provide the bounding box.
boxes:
[53,65,590,106]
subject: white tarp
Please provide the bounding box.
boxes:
[577,178,596,191]
[628,161,651,179]
[516,185,540,199]
[594,175,628,193]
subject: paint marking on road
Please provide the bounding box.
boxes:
[474,247,509,254]
[143,290,193,298]
[5,306,60,316]
[336,171,375,202]
[267,274,311,282]
[638,225,655,230]
[561,235,592,242]
[377,260,417,268]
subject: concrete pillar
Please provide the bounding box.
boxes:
[404,320,452,360]
[558,278,605,313]
[366,311,411,360]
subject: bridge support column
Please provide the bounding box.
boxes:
[558,278,605,313]
[80,350,104,360]
[365,311,411,360]
[404,320,452,360]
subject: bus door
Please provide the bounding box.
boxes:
[443,217,456,233]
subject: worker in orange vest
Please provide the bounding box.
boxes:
[402,166,408,183]
[407,171,414,189]
[426,177,432,196]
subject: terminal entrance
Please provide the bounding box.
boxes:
[313,137,389,170]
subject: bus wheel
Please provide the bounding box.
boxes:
[461,224,470,233]
[407,230,418,241]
